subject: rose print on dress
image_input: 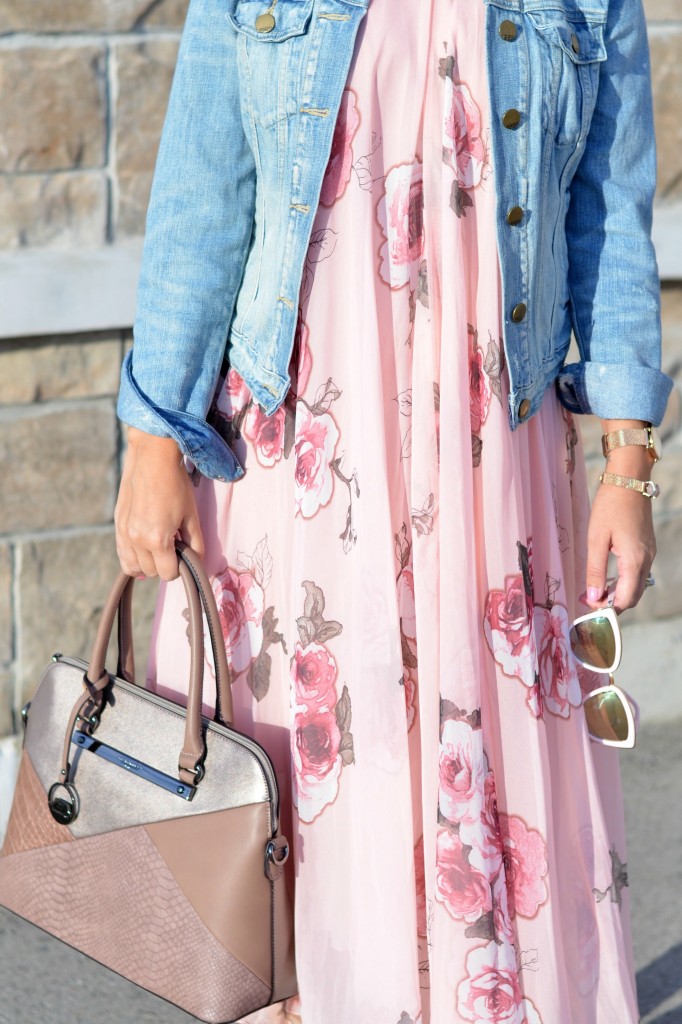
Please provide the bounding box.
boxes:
[436,829,493,923]
[293,404,340,518]
[395,522,420,730]
[320,88,361,207]
[470,325,492,435]
[438,718,486,827]
[376,160,425,289]
[439,51,490,218]
[292,580,354,823]
[209,536,287,702]
[457,941,542,1023]
[498,813,549,920]
[533,602,581,718]
[243,403,287,468]
[483,571,537,688]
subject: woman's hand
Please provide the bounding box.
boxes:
[114,427,205,582]
[583,420,657,613]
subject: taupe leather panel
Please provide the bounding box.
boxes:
[1,750,74,857]
[0,824,271,1023]
[25,660,270,839]
[272,867,299,1002]
[145,803,273,987]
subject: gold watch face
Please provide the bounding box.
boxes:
[648,424,662,461]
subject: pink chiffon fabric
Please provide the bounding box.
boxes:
[145,0,639,1019]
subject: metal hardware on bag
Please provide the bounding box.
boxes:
[21,702,31,729]
[52,652,63,662]
[72,732,197,801]
[76,712,100,733]
[181,761,205,783]
[265,836,290,880]
[47,780,80,824]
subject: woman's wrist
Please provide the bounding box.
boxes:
[126,426,184,464]
[600,418,656,479]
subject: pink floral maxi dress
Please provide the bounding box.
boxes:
[145,0,640,1020]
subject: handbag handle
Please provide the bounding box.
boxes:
[113,544,233,727]
[59,542,232,791]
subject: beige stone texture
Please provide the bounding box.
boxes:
[0,546,11,667]
[0,666,13,737]
[117,170,154,238]
[114,39,179,238]
[0,0,188,32]
[649,29,682,203]
[644,0,682,21]
[0,173,107,250]
[0,401,117,534]
[661,285,682,370]
[16,530,160,709]
[0,47,106,173]
[0,334,122,405]
[115,39,179,175]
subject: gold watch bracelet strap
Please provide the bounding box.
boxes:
[599,472,660,499]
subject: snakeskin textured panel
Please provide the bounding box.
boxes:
[0,824,271,1023]
[1,750,74,857]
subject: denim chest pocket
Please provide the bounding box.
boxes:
[226,0,314,42]
[527,12,607,148]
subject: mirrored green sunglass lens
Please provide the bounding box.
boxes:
[570,617,616,670]
[584,690,630,743]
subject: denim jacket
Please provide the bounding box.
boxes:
[117,0,674,483]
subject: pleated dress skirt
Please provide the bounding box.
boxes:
[145,0,640,1019]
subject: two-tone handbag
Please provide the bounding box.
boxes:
[0,541,297,1023]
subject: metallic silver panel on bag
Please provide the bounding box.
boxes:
[26,660,271,839]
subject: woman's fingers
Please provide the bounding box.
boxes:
[585,518,610,608]
[586,482,656,613]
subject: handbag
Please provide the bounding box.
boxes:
[0,541,297,1023]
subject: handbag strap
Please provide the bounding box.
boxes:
[58,543,232,790]
[114,543,233,727]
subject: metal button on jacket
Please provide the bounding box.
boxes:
[499,20,518,41]
[511,302,527,323]
[506,206,524,226]
[255,11,276,32]
[571,32,580,53]
[502,108,521,129]
[518,398,531,419]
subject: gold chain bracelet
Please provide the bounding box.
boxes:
[599,472,660,499]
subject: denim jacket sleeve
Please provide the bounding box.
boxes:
[556,0,674,425]
[116,0,254,480]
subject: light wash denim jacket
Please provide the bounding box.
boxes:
[117,0,674,482]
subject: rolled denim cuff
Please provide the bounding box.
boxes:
[117,349,245,482]
[555,359,674,425]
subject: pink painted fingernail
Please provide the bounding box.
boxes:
[587,586,601,603]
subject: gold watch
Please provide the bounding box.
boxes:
[601,423,662,462]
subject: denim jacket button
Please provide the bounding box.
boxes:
[499,19,518,41]
[518,398,531,419]
[502,108,521,129]
[506,206,524,225]
[571,32,580,53]
[511,302,527,323]
[255,11,276,32]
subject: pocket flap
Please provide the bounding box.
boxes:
[226,0,314,42]
[529,13,607,64]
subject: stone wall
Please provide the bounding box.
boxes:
[0,330,161,739]
[0,1,188,249]
[0,0,681,761]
